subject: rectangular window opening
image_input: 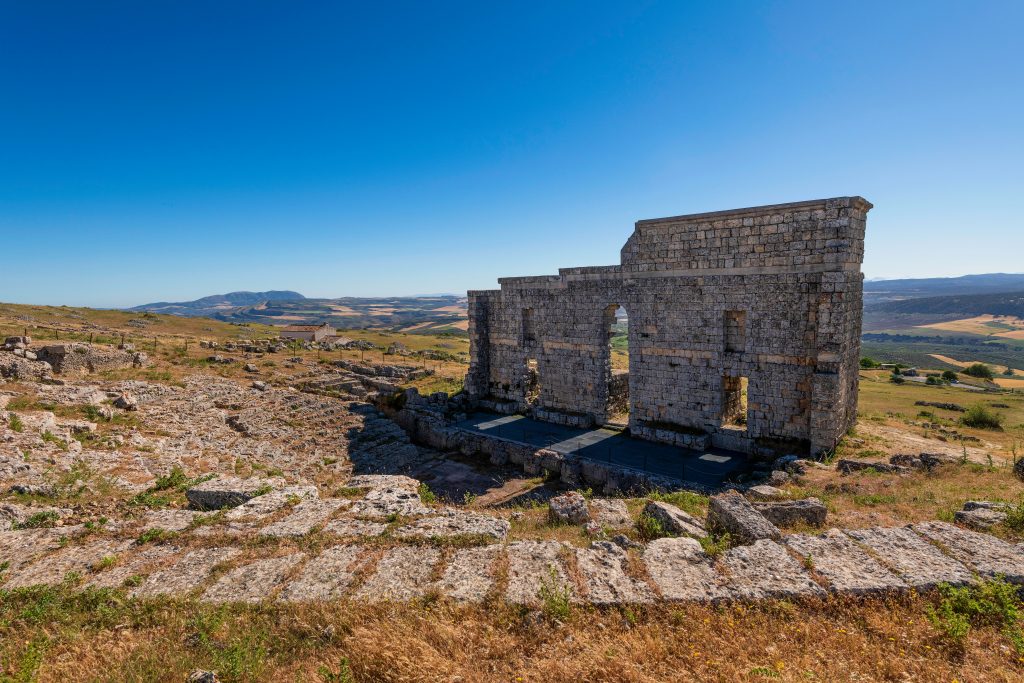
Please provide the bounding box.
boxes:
[724,310,746,353]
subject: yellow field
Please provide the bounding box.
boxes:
[922,314,1024,339]
[928,353,1010,374]
[995,377,1024,389]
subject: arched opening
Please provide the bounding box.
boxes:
[604,304,629,426]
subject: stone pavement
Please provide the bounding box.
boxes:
[455,412,747,486]
[3,476,1024,607]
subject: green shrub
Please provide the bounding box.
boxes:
[9,413,24,432]
[942,370,959,382]
[636,513,670,541]
[927,578,1024,653]
[860,357,880,369]
[963,363,995,380]
[961,404,1004,430]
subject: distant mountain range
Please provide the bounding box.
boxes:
[864,273,1024,303]
[130,290,306,315]
[129,291,468,334]
[862,274,1024,335]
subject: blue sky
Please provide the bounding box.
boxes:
[2,1,1022,307]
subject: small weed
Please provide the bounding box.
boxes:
[698,533,731,557]
[13,510,60,530]
[41,430,68,451]
[635,513,670,541]
[538,566,572,621]
[136,528,178,545]
[418,482,438,505]
[318,660,355,683]
[9,413,24,432]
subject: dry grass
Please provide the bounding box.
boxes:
[2,587,1023,682]
[792,461,1024,533]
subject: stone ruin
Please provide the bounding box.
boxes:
[465,197,871,458]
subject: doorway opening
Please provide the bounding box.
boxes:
[605,304,629,426]
[525,358,541,406]
[722,375,749,428]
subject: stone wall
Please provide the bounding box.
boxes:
[465,197,871,458]
[36,343,147,374]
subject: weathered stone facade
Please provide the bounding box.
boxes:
[465,197,871,457]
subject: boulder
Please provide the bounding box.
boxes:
[837,459,901,474]
[589,498,632,529]
[244,363,259,373]
[113,393,138,411]
[752,498,827,528]
[642,500,707,538]
[548,491,590,525]
[1015,458,1024,482]
[767,470,790,486]
[955,507,1008,530]
[746,484,786,501]
[185,475,285,510]
[706,491,781,544]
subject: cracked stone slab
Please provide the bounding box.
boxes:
[354,545,440,601]
[913,521,1024,582]
[141,509,199,533]
[348,497,431,520]
[393,509,510,540]
[130,547,241,598]
[322,517,389,538]
[785,529,907,594]
[3,538,134,589]
[642,501,707,539]
[260,499,348,538]
[223,485,320,521]
[347,474,420,491]
[85,544,181,589]
[643,537,729,602]
[505,541,575,605]
[589,499,632,529]
[202,554,305,603]
[434,545,499,603]
[845,526,975,589]
[185,475,289,510]
[0,528,68,575]
[717,539,825,600]
[574,541,654,605]
[279,545,368,602]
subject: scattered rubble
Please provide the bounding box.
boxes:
[706,491,781,544]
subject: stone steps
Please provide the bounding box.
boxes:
[7,520,1019,607]
[4,472,1024,607]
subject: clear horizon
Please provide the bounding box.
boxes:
[3,1,1023,308]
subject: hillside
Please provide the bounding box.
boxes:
[864,273,1024,303]
[131,290,306,316]
[129,293,470,334]
[866,290,1024,318]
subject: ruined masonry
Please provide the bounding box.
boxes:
[465,197,871,457]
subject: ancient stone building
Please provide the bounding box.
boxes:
[465,197,871,458]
